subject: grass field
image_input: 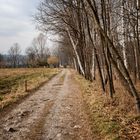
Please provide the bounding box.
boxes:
[0,68,60,109]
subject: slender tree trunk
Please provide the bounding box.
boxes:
[121,0,128,69]
[91,50,96,80]
[66,28,85,76]
[136,9,140,80]
[85,11,105,92]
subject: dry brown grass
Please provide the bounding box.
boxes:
[0,68,60,109]
[75,73,140,140]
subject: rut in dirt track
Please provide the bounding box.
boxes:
[0,69,93,140]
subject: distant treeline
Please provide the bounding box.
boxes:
[0,54,60,68]
[0,33,70,68]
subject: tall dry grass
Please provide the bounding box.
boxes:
[0,68,60,109]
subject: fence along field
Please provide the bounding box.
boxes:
[0,68,60,109]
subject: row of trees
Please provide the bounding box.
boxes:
[0,43,23,68]
[26,33,50,67]
[35,0,140,112]
[0,33,64,68]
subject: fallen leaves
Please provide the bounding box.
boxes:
[75,73,140,140]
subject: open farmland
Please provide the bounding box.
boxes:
[0,68,60,109]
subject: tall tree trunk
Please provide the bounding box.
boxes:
[66,28,85,76]
[120,0,128,69]
[91,50,96,80]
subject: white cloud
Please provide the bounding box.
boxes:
[0,0,41,54]
[0,29,39,54]
[0,0,24,17]
[0,4,18,16]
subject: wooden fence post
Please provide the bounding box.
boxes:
[25,80,27,92]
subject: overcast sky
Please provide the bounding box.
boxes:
[0,0,41,54]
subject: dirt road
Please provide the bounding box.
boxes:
[0,69,92,140]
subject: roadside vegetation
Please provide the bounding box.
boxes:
[0,68,60,109]
[76,73,140,140]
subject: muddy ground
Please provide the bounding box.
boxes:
[0,69,93,140]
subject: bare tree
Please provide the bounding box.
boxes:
[0,54,5,68]
[8,43,21,68]
[26,33,50,67]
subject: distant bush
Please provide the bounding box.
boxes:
[47,56,59,68]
